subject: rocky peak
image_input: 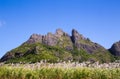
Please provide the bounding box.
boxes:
[71,29,85,43]
[30,34,40,39]
[25,29,105,54]
[72,29,79,37]
[42,32,58,46]
[109,41,120,56]
[26,34,42,44]
[55,28,64,37]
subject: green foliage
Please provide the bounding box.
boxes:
[4,42,116,64]
[0,66,120,79]
[114,56,120,60]
[72,48,89,62]
[6,43,73,63]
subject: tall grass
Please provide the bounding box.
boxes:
[0,62,120,79]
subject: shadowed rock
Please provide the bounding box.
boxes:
[71,29,85,43]
[109,41,120,56]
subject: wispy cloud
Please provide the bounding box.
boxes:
[0,20,6,27]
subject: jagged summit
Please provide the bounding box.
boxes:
[0,29,116,63]
[26,29,85,45]
[26,34,42,44]
[55,28,64,37]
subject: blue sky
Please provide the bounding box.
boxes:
[0,0,120,58]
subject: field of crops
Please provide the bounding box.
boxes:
[0,62,120,79]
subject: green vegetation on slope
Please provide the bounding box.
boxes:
[4,42,114,64]
[5,43,72,63]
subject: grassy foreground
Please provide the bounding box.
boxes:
[0,65,120,79]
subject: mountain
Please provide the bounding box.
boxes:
[109,41,120,60]
[0,29,115,63]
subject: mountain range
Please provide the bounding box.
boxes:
[0,29,120,63]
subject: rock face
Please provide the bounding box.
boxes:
[27,29,73,49]
[71,29,106,54]
[55,29,64,38]
[42,33,58,46]
[26,34,42,44]
[0,52,15,62]
[109,41,120,56]
[71,29,85,43]
[0,29,114,63]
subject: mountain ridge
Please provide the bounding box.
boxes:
[0,29,119,63]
